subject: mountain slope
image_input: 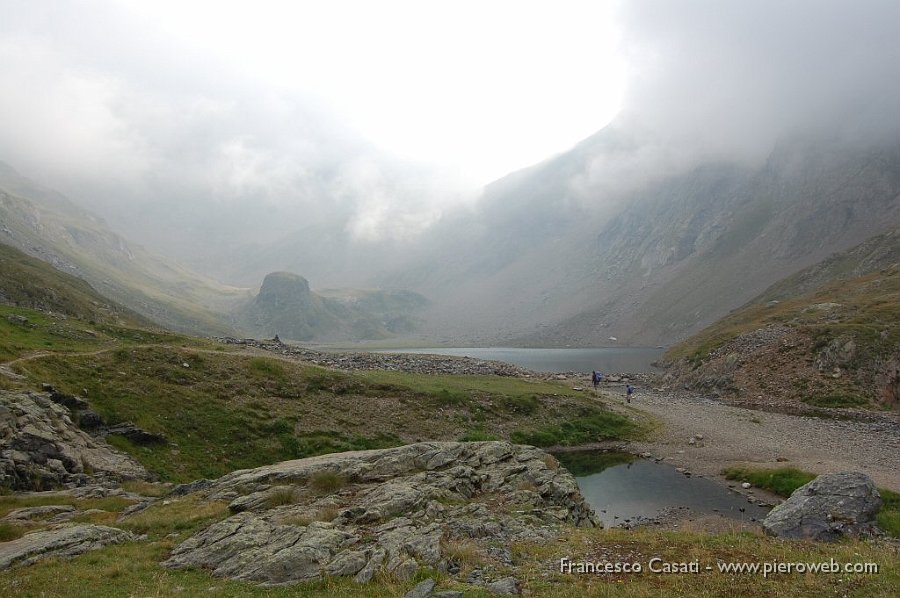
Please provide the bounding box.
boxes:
[0,242,148,326]
[662,225,900,410]
[0,163,247,336]
[389,128,900,347]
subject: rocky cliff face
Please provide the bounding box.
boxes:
[0,391,149,490]
[163,441,595,587]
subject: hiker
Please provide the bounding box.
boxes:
[625,384,634,403]
[591,370,601,391]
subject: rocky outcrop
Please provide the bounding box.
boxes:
[163,441,595,587]
[0,525,135,570]
[762,472,883,540]
[0,391,149,490]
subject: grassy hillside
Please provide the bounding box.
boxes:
[663,227,900,410]
[0,242,148,326]
[0,170,247,336]
[9,347,633,482]
[1,298,637,483]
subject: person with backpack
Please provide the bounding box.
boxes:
[625,384,634,403]
[591,370,601,391]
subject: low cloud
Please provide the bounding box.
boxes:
[567,0,900,206]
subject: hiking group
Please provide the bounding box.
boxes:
[592,370,634,403]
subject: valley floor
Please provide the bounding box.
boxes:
[592,384,900,492]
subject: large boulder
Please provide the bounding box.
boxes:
[762,472,883,540]
[162,441,596,586]
[0,391,150,490]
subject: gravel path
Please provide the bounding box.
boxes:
[601,387,900,492]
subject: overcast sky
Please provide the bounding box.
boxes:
[1,1,899,245]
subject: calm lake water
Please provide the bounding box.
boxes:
[554,451,770,527]
[373,347,664,373]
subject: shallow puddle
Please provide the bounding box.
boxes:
[554,450,770,527]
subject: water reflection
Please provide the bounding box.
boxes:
[555,450,770,527]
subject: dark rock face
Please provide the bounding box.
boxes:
[163,441,596,587]
[234,272,342,341]
[257,271,311,300]
[0,391,149,490]
[47,390,89,411]
[104,423,166,445]
[762,472,883,540]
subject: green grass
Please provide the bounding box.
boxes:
[510,410,638,448]
[0,242,148,327]
[10,346,638,483]
[0,522,24,541]
[663,267,900,369]
[0,494,135,519]
[801,392,869,408]
[877,489,900,537]
[308,471,347,494]
[722,466,900,538]
[0,525,896,597]
[0,303,216,364]
[117,495,229,540]
[458,429,500,441]
[721,467,817,497]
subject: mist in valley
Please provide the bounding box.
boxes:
[2,0,899,345]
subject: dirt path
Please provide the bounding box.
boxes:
[598,386,900,492]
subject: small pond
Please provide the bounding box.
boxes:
[554,450,770,527]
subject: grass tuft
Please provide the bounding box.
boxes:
[721,466,816,497]
[308,472,346,495]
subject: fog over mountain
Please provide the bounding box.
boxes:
[1,1,899,344]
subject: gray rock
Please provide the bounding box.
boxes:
[354,548,386,583]
[432,592,464,598]
[0,391,149,490]
[486,576,520,595]
[391,556,419,580]
[0,525,134,570]
[405,578,436,598]
[762,472,883,540]
[163,515,351,584]
[164,442,595,586]
[169,478,214,497]
[325,549,368,576]
[3,505,76,521]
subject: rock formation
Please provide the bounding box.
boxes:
[0,391,149,490]
[163,441,596,587]
[762,472,883,540]
[0,525,135,570]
